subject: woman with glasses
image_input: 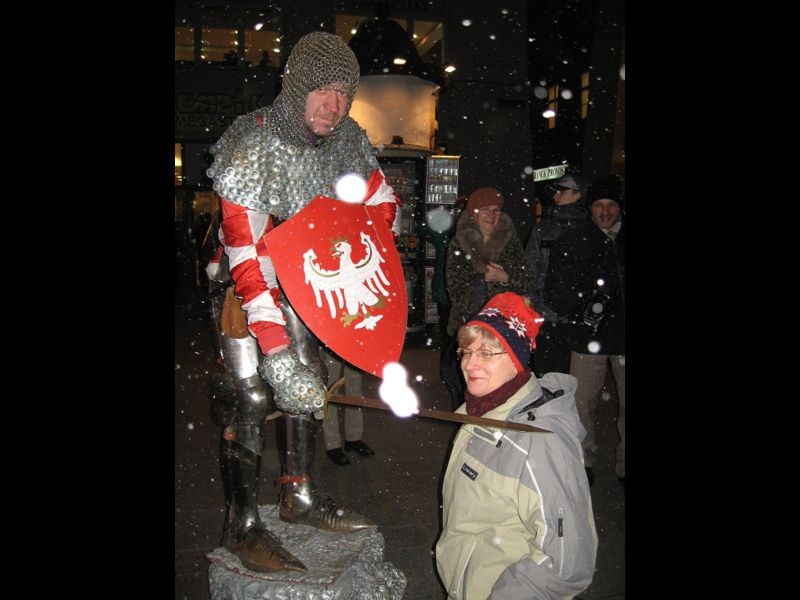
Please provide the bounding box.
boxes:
[442,187,535,408]
[435,292,597,599]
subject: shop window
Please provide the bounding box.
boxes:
[412,20,443,64]
[201,27,237,65]
[175,26,194,62]
[175,143,183,186]
[581,71,589,119]
[335,14,445,63]
[245,28,281,68]
[336,14,366,40]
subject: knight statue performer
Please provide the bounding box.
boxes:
[203,31,400,573]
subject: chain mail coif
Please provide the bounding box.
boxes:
[278,31,360,145]
[207,32,374,220]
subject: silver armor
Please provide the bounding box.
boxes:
[212,291,375,572]
[257,346,327,414]
[209,31,378,575]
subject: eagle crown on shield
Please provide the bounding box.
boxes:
[303,230,390,330]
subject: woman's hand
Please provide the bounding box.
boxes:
[484,261,509,284]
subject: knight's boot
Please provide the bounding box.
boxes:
[276,413,377,532]
[220,437,307,572]
[215,334,307,573]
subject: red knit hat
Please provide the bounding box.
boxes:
[466,187,504,214]
[466,292,544,373]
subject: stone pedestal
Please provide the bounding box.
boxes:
[207,505,406,599]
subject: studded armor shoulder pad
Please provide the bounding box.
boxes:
[207,112,378,220]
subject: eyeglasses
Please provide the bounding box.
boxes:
[456,348,507,362]
[476,207,501,215]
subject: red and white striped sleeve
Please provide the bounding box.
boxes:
[219,198,290,354]
[363,167,401,235]
[205,244,224,280]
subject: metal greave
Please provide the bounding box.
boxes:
[217,387,270,541]
[220,437,262,542]
[275,294,323,481]
[275,412,319,479]
[213,312,273,538]
[276,296,323,506]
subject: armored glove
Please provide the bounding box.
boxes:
[258,346,327,415]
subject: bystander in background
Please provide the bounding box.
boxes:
[524,173,588,376]
[444,187,535,409]
[546,174,625,486]
[419,199,464,408]
[319,346,375,466]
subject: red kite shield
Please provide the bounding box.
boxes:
[264,196,407,377]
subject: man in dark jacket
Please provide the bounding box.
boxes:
[545,174,625,485]
[524,173,588,376]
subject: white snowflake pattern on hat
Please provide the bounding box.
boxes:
[505,316,528,338]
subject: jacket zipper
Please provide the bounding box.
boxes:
[557,506,564,577]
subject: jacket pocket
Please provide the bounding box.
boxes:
[437,532,479,599]
[546,501,595,586]
[458,539,477,599]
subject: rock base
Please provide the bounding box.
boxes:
[207,505,406,599]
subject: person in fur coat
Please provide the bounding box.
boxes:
[442,188,536,407]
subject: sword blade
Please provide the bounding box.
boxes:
[329,394,551,434]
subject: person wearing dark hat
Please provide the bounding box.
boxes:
[443,187,535,408]
[435,292,597,599]
[524,172,589,376]
[545,174,625,486]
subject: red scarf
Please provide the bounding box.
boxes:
[465,369,532,417]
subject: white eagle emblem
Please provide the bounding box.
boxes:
[303,231,391,330]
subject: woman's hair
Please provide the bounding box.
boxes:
[456,324,503,351]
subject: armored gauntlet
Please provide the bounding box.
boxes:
[258,346,327,415]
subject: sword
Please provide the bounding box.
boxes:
[328,393,552,434]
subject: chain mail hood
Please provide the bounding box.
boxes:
[274,31,360,146]
[207,32,376,220]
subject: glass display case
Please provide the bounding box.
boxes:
[378,153,461,337]
[422,155,460,329]
[426,155,460,205]
[379,153,428,333]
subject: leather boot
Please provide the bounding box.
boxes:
[276,414,376,532]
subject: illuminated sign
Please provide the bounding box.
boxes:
[533,165,568,182]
